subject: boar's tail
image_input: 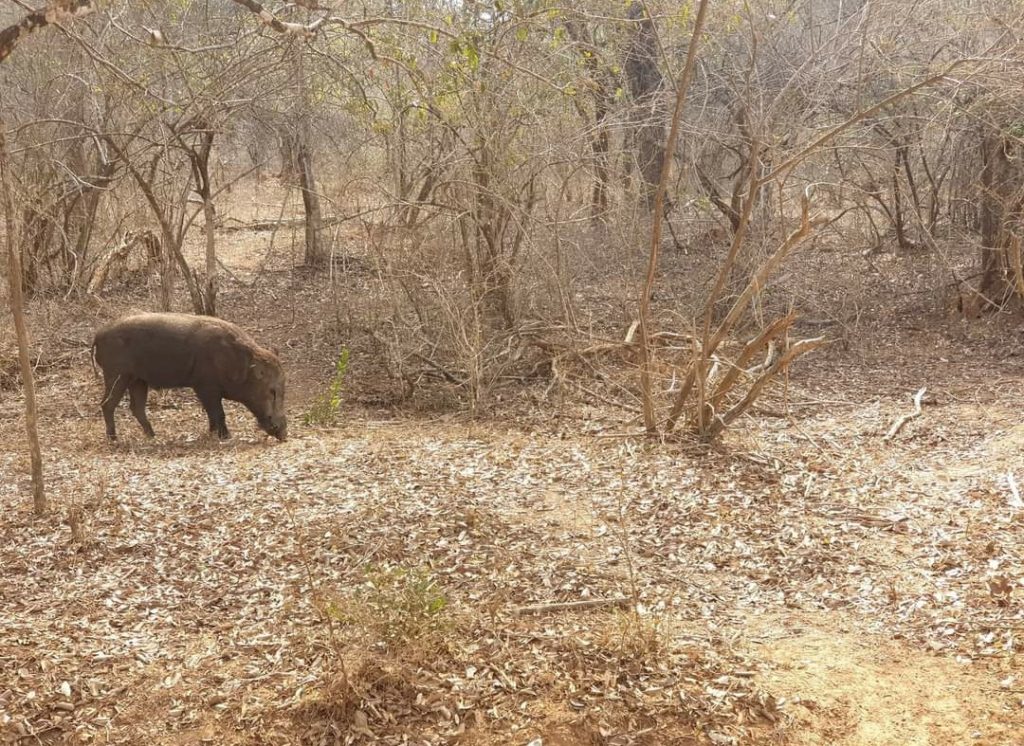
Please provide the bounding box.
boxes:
[89,341,99,377]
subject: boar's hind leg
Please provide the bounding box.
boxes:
[101,374,130,441]
[128,380,156,437]
[196,389,230,440]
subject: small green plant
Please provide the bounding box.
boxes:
[304,347,349,426]
[328,565,449,646]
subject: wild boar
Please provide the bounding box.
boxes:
[91,313,287,442]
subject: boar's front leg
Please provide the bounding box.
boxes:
[196,388,230,439]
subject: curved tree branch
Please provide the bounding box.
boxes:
[0,0,94,63]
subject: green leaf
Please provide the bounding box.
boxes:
[464,42,480,71]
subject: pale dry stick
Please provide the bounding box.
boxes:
[637,0,711,435]
[1006,472,1022,509]
[787,417,838,458]
[229,0,325,36]
[514,597,632,616]
[883,387,928,442]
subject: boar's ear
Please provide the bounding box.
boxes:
[248,356,271,381]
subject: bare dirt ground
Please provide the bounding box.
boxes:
[3,184,1024,744]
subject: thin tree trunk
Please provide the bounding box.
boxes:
[294,42,325,268]
[297,140,324,267]
[892,148,910,250]
[187,129,218,315]
[624,3,666,210]
[564,19,613,220]
[0,124,45,514]
[73,158,116,288]
[637,0,710,434]
[979,133,1008,295]
[203,195,217,315]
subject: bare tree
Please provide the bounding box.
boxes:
[623,2,666,209]
[1,121,45,513]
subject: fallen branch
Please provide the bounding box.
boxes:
[220,206,387,233]
[1006,472,1022,509]
[514,596,631,616]
[218,214,354,233]
[219,216,306,232]
[566,379,640,414]
[847,513,910,531]
[884,387,927,441]
[406,352,466,385]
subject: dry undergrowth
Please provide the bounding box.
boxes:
[4,182,1024,744]
[3,355,1024,745]
[0,416,787,745]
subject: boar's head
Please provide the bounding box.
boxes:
[245,350,288,440]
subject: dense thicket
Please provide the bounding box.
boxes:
[3,0,1023,422]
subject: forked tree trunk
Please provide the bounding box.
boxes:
[0,126,45,514]
[187,128,218,315]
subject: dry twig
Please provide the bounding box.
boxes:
[514,597,632,616]
[884,387,927,441]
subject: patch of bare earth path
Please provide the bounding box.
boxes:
[3,322,1024,743]
[748,614,1015,745]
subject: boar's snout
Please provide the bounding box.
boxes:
[260,416,287,441]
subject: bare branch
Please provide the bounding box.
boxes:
[228,0,324,38]
[0,0,94,63]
